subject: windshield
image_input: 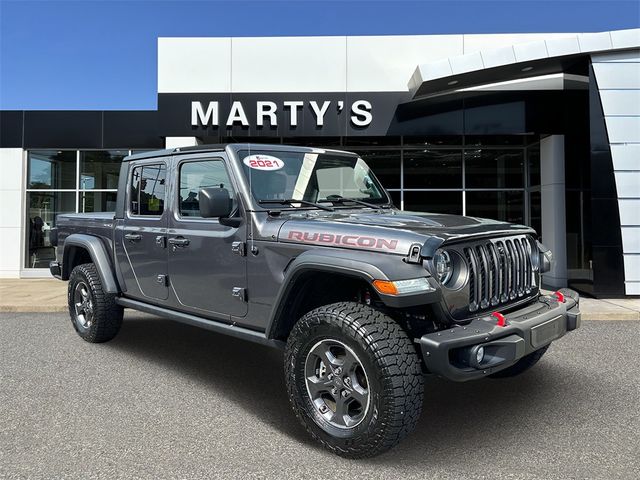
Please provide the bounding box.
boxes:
[238,149,389,207]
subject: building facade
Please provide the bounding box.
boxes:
[1,29,638,297]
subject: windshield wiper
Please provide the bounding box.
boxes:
[322,194,389,209]
[258,199,334,212]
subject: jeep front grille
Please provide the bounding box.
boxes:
[463,236,535,313]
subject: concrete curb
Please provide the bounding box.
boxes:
[1,306,639,319]
[0,306,68,313]
[1,280,639,319]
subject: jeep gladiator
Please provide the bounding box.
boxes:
[50,144,581,458]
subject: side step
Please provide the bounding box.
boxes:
[115,297,284,349]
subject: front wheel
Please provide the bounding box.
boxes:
[284,302,424,458]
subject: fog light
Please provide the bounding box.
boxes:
[476,346,485,365]
[469,345,486,368]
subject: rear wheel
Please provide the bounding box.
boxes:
[284,302,423,458]
[68,263,123,343]
[489,344,550,378]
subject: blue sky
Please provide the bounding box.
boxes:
[1,0,638,110]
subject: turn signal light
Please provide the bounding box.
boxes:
[554,291,566,303]
[372,280,398,295]
[372,278,435,296]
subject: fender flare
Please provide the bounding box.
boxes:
[265,249,440,340]
[62,234,120,294]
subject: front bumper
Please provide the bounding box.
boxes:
[49,261,62,280]
[419,288,581,381]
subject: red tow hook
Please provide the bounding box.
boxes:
[491,311,507,327]
[554,291,566,303]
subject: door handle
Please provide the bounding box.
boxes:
[168,237,190,247]
[124,233,142,241]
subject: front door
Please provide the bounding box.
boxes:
[120,161,169,301]
[167,156,248,318]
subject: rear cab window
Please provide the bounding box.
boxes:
[129,164,167,216]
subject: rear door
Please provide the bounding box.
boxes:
[120,160,169,301]
[167,154,248,318]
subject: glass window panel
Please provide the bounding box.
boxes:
[343,136,400,146]
[352,150,401,189]
[25,191,75,268]
[466,191,524,224]
[78,191,118,213]
[403,191,463,215]
[130,164,166,216]
[404,149,462,189]
[464,135,528,146]
[27,150,76,189]
[464,149,524,189]
[527,143,541,187]
[529,191,541,237]
[179,160,235,217]
[388,190,401,209]
[403,135,462,146]
[80,150,126,190]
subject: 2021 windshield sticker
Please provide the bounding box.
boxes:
[243,154,284,171]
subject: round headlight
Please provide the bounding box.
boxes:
[433,249,453,285]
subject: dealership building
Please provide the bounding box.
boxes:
[0,28,638,297]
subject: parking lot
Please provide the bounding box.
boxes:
[1,312,639,479]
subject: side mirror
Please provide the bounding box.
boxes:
[199,187,233,219]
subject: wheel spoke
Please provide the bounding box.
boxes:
[315,345,340,371]
[348,387,368,406]
[341,349,360,373]
[333,396,350,426]
[306,376,331,398]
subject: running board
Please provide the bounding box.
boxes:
[115,297,284,349]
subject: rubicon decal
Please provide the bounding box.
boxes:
[288,231,398,251]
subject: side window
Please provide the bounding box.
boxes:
[130,164,166,216]
[179,160,235,218]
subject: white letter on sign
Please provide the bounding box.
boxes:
[226,101,249,126]
[256,101,278,127]
[310,100,331,127]
[283,101,303,127]
[191,101,219,126]
[351,100,372,127]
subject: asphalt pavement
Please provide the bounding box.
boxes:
[1,312,639,479]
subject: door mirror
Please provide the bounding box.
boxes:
[199,187,233,218]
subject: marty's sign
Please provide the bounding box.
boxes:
[190,100,373,128]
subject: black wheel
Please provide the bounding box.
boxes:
[284,302,423,458]
[489,344,550,378]
[68,263,123,343]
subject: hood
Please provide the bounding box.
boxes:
[277,209,534,256]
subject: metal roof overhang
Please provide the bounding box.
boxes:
[392,30,639,136]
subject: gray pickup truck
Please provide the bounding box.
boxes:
[50,143,581,458]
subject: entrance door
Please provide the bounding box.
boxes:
[167,156,248,318]
[121,162,169,301]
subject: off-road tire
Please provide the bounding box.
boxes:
[68,263,123,343]
[284,302,423,459]
[489,344,550,378]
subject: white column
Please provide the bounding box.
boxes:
[592,50,640,295]
[0,148,25,278]
[540,135,568,288]
[165,137,202,149]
